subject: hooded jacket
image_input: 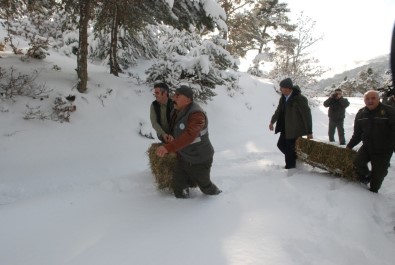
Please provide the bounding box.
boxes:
[270,86,313,139]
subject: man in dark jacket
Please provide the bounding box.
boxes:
[269,78,313,169]
[156,86,221,198]
[346,90,395,193]
[150,82,174,143]
[323,88,350,145]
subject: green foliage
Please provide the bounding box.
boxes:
[145,26,239,103]
[3,0,237,96]
[223,0,295,57]
[269,12,326,88]
[335,68,382,96]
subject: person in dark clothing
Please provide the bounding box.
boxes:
[391,23,395,85]
[150,82,174,143]
[385,23,395,107]
[156,86,221,198]
[346,90,395,193]
[323,88,350,145]
[269,78,313,169]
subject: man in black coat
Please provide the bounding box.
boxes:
[269,78,313,169]
[346,90,395,193]
[323,88,350,145]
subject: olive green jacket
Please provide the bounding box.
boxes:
[270,86,313,139]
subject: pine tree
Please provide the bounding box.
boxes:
[222,0,294,58]
[269,12,326,88]
[333,68,382,96]
[93,0,225,77]
[77,0,92,93]
[145,25,238,103]
[94,0,157,76]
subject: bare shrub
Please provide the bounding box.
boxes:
[24,96,76,123]
[0,67,52,101]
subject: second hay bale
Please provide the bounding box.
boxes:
[296,137,357,181]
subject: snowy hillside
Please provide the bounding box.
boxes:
[313,54,391,93]
[1,46,395,265]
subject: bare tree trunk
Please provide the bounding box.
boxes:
[77,0,91,93]
[109,4,120,76]
[110,4,121,76]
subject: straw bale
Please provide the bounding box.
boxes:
[296,138,358,181]
[147,143,177,190]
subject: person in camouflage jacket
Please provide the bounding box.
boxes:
[347,90,395,193]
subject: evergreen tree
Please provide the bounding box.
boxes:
[94,0,160,76]
[77,0,92,93]
[1,0,61,57]
[269,12,326,88]
[334,68,382,96]
[93,0,225,77]
[145,25,238,103]
[2,0,233,97]
[223,0,294,58]
[60,0,97,93]
[218,0,255,41]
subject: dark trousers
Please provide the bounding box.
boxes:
[277,133,297,168]
[353,145,393,192]
[172,157,219,197]
[328,119,345,144]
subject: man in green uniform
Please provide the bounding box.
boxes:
[347,90,395,193]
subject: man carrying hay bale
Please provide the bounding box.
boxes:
[346,90,395,193]
[155,85,222,199]
[269,78,313,169]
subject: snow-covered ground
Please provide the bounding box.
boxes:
[1,48,395,265]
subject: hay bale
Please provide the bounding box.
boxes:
[147,143,177,190]
[296,137,358,181]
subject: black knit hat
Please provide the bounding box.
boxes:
[175,85,194,100]
[279,78,293,89]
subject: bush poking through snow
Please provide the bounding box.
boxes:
[25,35,49,60]
[24,96,76,123]
[0,67,52,101]
[51,97,76,122]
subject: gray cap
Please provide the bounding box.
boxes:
[175,85,193,100]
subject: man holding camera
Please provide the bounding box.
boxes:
[323,88,350,145]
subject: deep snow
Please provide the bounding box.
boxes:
[1,47,395,265]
